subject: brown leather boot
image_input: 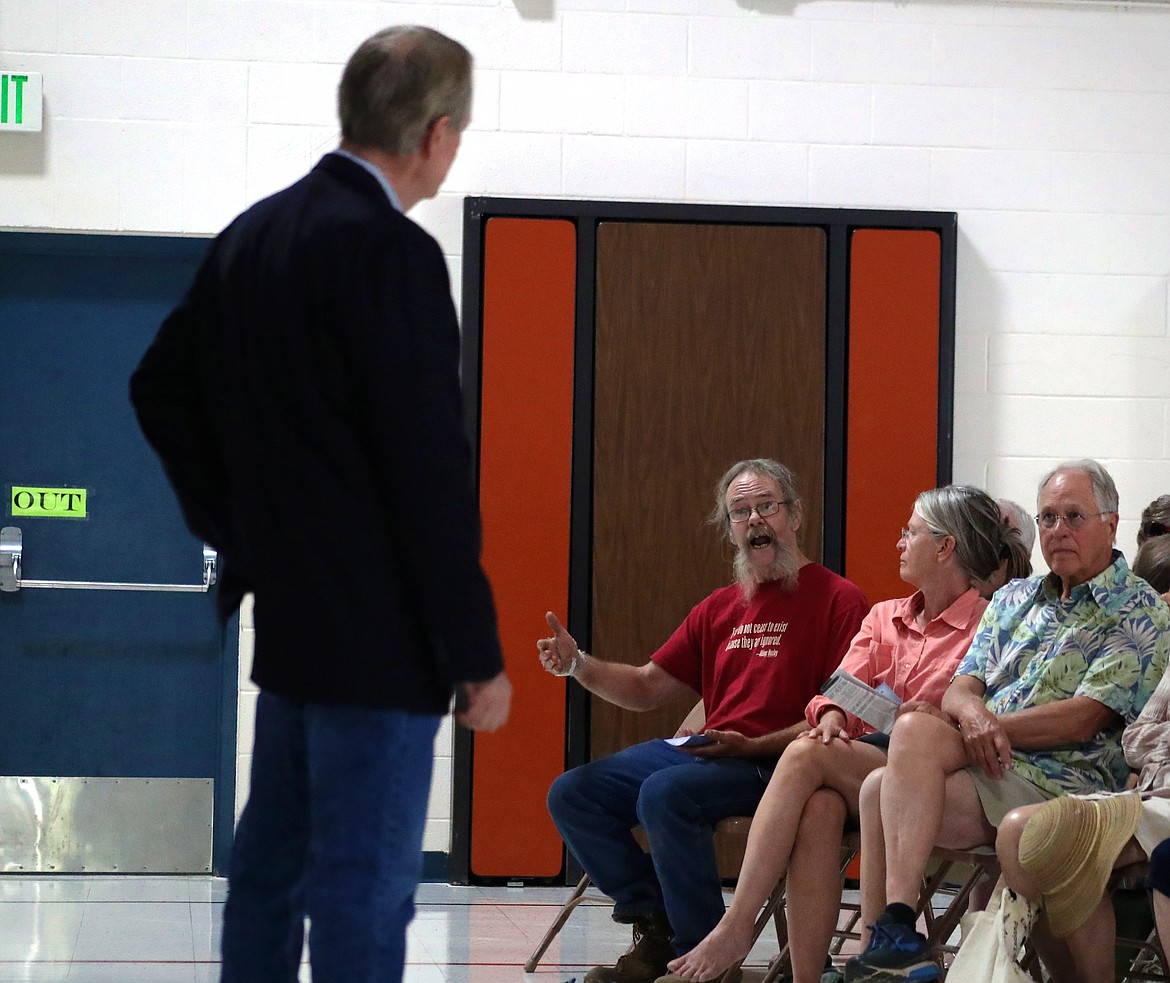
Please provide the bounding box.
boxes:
[584,913,674,983]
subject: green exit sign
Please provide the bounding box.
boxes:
[0,72,42,133]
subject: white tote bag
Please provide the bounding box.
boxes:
[945,883,1038,983]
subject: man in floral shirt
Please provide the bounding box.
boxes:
[846,459,1169,983]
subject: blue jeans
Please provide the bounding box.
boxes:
[547,740,773,954]
[221,691,440,983]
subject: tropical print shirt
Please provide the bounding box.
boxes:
[954,550,1169,797]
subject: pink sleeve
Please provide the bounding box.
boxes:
[806,594,876,738]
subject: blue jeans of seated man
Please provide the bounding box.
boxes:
[221,691,440,983]
[547,739,774,955]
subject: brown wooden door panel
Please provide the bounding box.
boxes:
[591,222,828,760]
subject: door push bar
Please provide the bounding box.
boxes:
[0,526,217,594]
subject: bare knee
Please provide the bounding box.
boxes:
[859,768,884,820]
[887,711,957,764]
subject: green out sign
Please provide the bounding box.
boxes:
[11,487,87,518]
[0,72,42,132]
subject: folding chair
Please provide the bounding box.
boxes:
[758,842,998,983]
[918,845,1001,958]
[757,832,862,983]
[523,815,789,978]
[525,702,789,979]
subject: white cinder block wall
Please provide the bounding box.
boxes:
[5,0,1170,859]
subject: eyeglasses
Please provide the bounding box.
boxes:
[1035,510,1113,531]
[900,526,941,542]
[728,500,792,523]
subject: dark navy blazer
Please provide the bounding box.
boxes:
[131,153,504,713]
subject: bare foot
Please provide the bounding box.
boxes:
[666,921,753,981]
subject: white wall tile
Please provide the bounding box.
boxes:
[50,119,123,229]
[1049,152,1170,216]
[957,210,1170,276]
[121,58,249,124]
[434,9,562,73]
[58,0,188,58]
[411,191,465,259]
[872,85,995,149]
[42,55,121,121]
[809,21,933,85]
[687,17,811,82]
[120,122,187,231]
[563,12,687,76]
[951,325,987,397]
[685,140,808,205]
[311,4,429,64]
[499,72,624,136]
[244,125,317,206]
[183,124,249,233]
[930,149,1051,211]
[808,145,931,208]
[750,81,870,145]
[960,392,1161,461]
[562,134,685,199]
[995,89,1170,155]
[625,77,748,140]
[444,130,563,197]
[0,0,60,52]
[187,1,317,62]
[469,69,501,133]
[989,333,1170,398]
[960,269,1168,339]
[248,62,341,126]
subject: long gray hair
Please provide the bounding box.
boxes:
[916,486,1028,583]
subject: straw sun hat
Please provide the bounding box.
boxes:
[1018,791,1143,937]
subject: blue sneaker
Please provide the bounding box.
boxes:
[843,915,938,982]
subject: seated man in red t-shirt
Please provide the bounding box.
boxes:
[538,458,869,983]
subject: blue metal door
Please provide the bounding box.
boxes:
[0,232,237,873]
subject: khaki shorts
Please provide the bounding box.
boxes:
[966,765,1053,826]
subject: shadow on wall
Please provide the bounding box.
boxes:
[513,0,555,21]
[0,120,45,177]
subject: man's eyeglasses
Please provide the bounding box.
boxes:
[728,500,792,523]
[1035,510,1113,531]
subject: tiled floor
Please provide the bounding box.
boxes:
[0,876,808,983]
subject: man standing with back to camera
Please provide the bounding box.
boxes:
[130,26,511,983]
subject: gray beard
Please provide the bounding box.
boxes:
[734,544,800,601]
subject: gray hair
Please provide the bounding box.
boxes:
[338,26,472,156]
[1037,459,1120,514]
[709,459,801,540]
[1139,494,1170,546]
[1134,535,1170,594]
[997,498,1037,554]
[916,485,1022,583]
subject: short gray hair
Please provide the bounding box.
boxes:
[916,485,1022,583]
[709,459,801,540]
[1037,459,1119,514]
[338,26,472,156]
[997,498,1037,554]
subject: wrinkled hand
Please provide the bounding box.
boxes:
[896,701,955,727]
[956,709,1012,778]
[685,728,756,758]
[803,710,850,744]
[537,611,580,677]
[455,671,512,732]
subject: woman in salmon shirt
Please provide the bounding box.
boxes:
[667,486,1029,983]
